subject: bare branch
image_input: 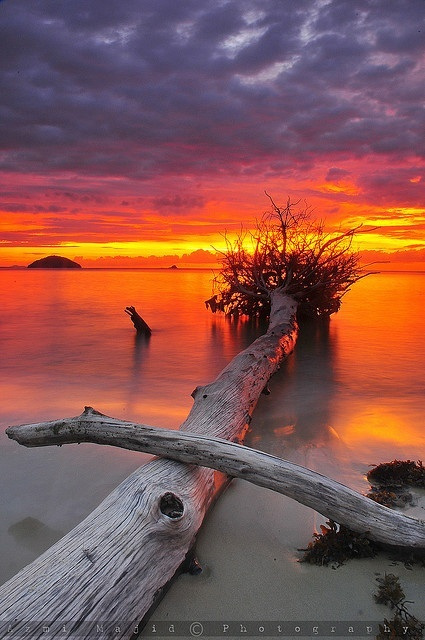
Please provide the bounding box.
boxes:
[7,408,425,548]
[208,195,372,319]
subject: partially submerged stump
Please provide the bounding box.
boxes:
[124,305,152,336]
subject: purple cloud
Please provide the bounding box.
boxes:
[1,0,423,177]
[325,168,352,183]
[0,0,424,251]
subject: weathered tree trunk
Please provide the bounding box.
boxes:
[8,408,425,548]
[0,290,298,639]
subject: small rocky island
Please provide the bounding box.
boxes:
[27,255,82,269]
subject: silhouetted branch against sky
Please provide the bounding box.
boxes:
[209,197,373,319]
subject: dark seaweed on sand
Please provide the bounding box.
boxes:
[300,520,379,566]
[376,616,424,640]
[374,574,424,639]
[366,487,413,508]
[367,460,425,489]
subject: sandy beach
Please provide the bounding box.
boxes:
[144,479,425,639]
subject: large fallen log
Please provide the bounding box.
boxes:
[7,407,425,548]
[0,290,298,639]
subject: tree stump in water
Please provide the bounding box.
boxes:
[124,305,152,336]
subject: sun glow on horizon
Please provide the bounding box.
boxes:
[2,187,425,268]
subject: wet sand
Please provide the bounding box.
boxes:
[143,480,425,640]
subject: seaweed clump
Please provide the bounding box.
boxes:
[367,460,425,489]
[300,520,379,567]
[366,460,424,509]
[366,487,413,509]
[374,574,424,639]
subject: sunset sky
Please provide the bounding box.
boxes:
[1,0,424,268]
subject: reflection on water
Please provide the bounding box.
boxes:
[247,317,349,488]
[333,271,425,476]
[0,269,424,584]
[127,332,152,415]
[249,319,338,450]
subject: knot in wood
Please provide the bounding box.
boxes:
[159,492,184,519]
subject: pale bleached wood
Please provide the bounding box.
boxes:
[0,290,298,640]
[7,407,425,548]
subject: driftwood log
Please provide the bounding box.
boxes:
[7,407,425,548]
[124,305,152,336]
[0,290,298,639]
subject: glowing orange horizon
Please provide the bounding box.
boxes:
[1,173,425,269]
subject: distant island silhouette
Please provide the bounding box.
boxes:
[27,255,82,269]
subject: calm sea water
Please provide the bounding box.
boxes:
[0,268,424,587]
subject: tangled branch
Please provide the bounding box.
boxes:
[206,194,374,320]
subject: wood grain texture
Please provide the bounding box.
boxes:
[8,407,425,548]
[0,290,298,639]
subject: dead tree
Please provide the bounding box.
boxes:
[207,194,374,319]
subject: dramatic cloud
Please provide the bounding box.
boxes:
[0,0,424,265]
[152,194,206,212]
